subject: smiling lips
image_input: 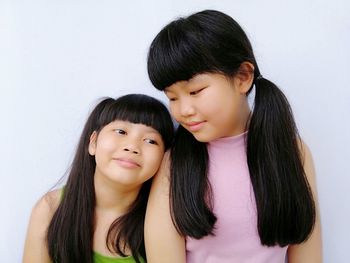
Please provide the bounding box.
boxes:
[114,158,140,168]
[186,121,206,132]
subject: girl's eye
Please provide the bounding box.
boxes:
[144,138,158,145]
[168,97,177,102]
[115,129,126,135]
[190,88,205,95]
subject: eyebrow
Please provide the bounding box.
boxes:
[143,129,160,135]
[139,126,161,135]
[111,121,161,134]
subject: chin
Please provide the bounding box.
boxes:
[192,133,215,143]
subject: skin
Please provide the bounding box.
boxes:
[145,63,322,262]
[145,152,186,262]
[23,120,165,262]
[22,190,59,263]
[287,142,323,262]
[164,72,251,141]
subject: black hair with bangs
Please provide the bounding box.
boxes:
[147,9,316,247]
[47,94,174,263]
[94,94,173,150]
[148,10,258,91]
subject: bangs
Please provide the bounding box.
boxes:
[97,94,174,149]
[147,19,223,90]
[147,10,251,91]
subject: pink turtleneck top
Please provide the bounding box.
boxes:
[186,132,288,263]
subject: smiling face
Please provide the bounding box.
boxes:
[88,120,165,189]
[164,73,251,142]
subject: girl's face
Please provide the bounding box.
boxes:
[164,73,251,142]
[88,120,165,189]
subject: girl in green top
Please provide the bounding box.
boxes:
[23,94,174,263]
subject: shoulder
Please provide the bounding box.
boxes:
[22,189,62,263]
[159,150,171,174]
[287,139,323,262]
[297,139,312,162]
[152,151,171,191]
[297,139,318,202]
[32,188,61,220]
[26,188,62,237]
[145,150,186,263]
[297,139,316,184]
[146,151,171,214]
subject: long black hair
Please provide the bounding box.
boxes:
[47,94,174,262]
[147,10,315,246]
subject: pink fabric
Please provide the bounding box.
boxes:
[186,132,288,263]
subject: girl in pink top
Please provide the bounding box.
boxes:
[145,10,322,263]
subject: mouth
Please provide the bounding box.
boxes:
[113,158,141,168]
[185,121,206,132]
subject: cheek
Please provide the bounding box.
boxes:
[207,91,235,116]
[199,100,219,117]
[169,103,180,121]
[95,138,116,158]
[144,152,163,175]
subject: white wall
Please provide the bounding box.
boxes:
[1,0,349,262]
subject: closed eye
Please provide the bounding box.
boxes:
[164,91,177,102]
[190,88,206,95]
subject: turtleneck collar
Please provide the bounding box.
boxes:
[208,131,248,149]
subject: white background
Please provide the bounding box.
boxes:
[1,0,349,262]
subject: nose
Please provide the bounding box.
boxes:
[179,97,195,117]
[122,138,140,154]
[123,145,139,154]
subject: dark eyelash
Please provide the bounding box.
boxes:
[190,88,205,95]
[145,139,158,145]
[115,129,126,134]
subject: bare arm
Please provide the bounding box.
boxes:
[144,152,186,263]
[287,142,323,262]
[22,190,60,263]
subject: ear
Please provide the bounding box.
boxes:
[234,62,255,94]
[88,131,97,156]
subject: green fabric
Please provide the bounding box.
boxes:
[93,251,145,263]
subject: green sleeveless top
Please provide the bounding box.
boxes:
[93,251,145,263]
[59,188,145,263]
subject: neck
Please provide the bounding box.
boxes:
[234,99,251,136]
[93,170,140,214]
